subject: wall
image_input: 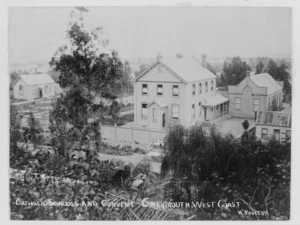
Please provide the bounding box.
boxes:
[255,124,291,143]
[13,79,28,100]
[228,77,268,118]
[101,125,167,144]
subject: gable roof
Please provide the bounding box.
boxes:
[148,99,167,108]
[250,73,282,94]
[256,111,291,127]
[14,74,55,86]
[134,58,216,83]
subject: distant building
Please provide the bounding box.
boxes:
[255,111,291,143]
[133,54,229,129]
[227,72,283,119]
[13,74,56,101]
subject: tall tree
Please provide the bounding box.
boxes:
[121,61,133,93]
[220,56,251,86]
[266,59,291,95]
[22,112,44,147]
[49,8,123,152]
[134,64,148,78]
[255,60,265,74]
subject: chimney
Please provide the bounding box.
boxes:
[201,54,207,68]
[246,71,251,77]
[156,53,162,61]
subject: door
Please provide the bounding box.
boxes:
[204,107,207,120]
[39,89,43,98]
[162,113,165,128]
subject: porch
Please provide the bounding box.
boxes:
[202,94,229,121]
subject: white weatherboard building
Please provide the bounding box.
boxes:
[133,55,229,129]
[13,74,56,101]
[255,111,291,143]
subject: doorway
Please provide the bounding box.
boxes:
[204,107,207,120]
[39,89,43,98]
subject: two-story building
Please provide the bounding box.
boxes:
[227,72,283,119]
[133,55,229,129]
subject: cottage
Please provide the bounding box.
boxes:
[227,72,283,119]
[255,111,291,143]
[133,54,229,129]
[13,74,56,101]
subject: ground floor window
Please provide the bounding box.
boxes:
[273,129,280,141]
[141,103,148,118]
[286,130,291,143]
[235,98,241,109]
[19,85,23,95]
[172,105,179,119]
[261,128,268,139]
[198,102,202,117]
[153,108,157,121]
[192,104,195,118]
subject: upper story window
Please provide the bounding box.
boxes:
[192,104,195,118]
[235,98,241,109]
[199,83,202,94]
[19,85,23,95]
[173,85,179,97]
[211,80,214,91]
[172,105,179,119]
[205,82,208,93]
[141,103,148,118]
[142,84,148,95]
[157,84,163,96]
[253,99,260,111]
[192,84,195,96]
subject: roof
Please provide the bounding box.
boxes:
[148,99,167,108]
[250,73,282,94]
[256,111,291,127]
[15,74,55,86]
[134,58,216,83]
[203,94,229,107]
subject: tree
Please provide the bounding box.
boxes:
[207,62,216,75]
[134,64,148,78]
[220,56,251,86]
[10,105,21,155]
[48,69,60,83]
[49,8,123,152]
[266,59,291,95]
[255,60,265,74]
[120,61,133,93]
[22,112,44,146]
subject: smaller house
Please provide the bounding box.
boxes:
[13,74,56,101]
[227,72,283,119]
[255,111,291,143]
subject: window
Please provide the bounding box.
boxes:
[192,104,195,118]
[199,83,202,94]
[173,85,179,97]
[235,98,241,109]
[172,105,179,119]
[254,99,259,111]
[153,108,157,121]
[45,85,49,94]
[19,85,23,95]
[141,103,148,118]
[286,130,291,143]
[49,85,52,93]
[142,84,148,95]
[205,82,208,93]
[157,84,163,96]
[192,84,195,96]
[261,128,268,140]
[274,129,280,141]
[211,80,214,91]
[198,102,202,116]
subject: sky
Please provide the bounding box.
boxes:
[8,7,291,63]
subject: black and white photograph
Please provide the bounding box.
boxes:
[4,1,297,222]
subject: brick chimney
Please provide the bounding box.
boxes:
[201,54,207,68]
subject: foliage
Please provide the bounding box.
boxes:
[266,59,291,95]
[134,64,148,78]
[220,56,251,86]
[22,112,44,147]
[255,60,265,74]
[10,105,23,166]
[162,124,291,220]
[49,8,124,152]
